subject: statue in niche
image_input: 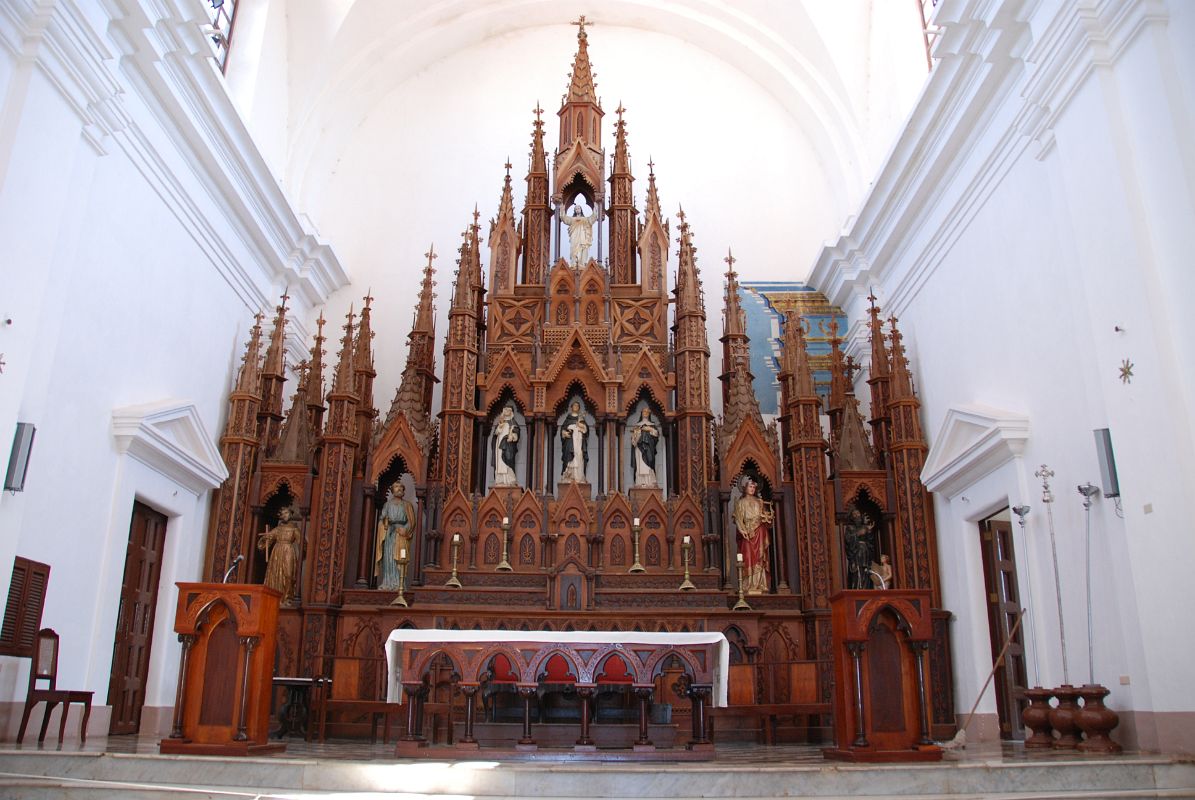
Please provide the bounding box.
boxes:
[732,477,773,595]
[629,406,660,487]
[375,482,415,590]
[560,400,589,483]
[491,405,520,487]
[258,505,301,604]
[561,203,597,267]
[843,506,876,590]
[870,553,893,589]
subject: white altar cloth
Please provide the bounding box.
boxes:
[385,629,729,706]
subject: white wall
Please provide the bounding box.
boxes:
[0,0,344,738]
[813,0,1195,752]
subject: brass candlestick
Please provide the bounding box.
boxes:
[446,536,463,588]
[391,553,410,607]
[679,538,696,591]
[497,519,512,572]
[629,521,645,573]
[732,558,752,610]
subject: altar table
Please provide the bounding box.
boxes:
[385,629,728,755]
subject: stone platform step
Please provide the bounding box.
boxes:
[0,749,1190,799]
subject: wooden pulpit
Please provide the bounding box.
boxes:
[159,583,285,756]
[823,590,942,762]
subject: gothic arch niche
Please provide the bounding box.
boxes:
[625,392,666,496]
[254,483,299,588]
[483,393,528,492]
[726,460,776,592]
[841,487,886,591]
[554,390,597,491]
[373,459,415,588]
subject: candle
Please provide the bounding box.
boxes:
[683,535,690,545]
[399,547,406,560]
[633,517,640,527]
[453,533,460,543]
[503,516,510,525]
[736,553,743,563]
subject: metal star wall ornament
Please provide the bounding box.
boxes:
[1119,358,1134,384]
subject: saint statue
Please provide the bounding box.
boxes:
[561,203,597,267]
[870,553,893,589]
[843,507,876,590]
[629,407,660,488]
[560,400,589,483]
[491,405,520,486]
[375,481,415,590]
[258,506,301,603]
[732,477,772,594]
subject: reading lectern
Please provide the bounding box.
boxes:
[159,583,284,756]
[823,590,942,762]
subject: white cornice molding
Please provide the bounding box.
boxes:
[0,0,129,154]
[807,0,1167,318]
[922,404,1030,499]
[1,0,347,313]
[112,398,228,494]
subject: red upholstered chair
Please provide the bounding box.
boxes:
[17,628,93,745]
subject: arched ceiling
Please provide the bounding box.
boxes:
[282,0,920,215]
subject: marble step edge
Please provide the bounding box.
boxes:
[0,777,1193,800]
[0,753,1190,797]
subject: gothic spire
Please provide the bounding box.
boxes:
[868,295,890,381]
[353,292,375,375]
[888,316,916,400]
[272,361,315,463]
[612,102,630,174]
[720,249,764,434]
[332,307,356,393]
[644,158,664,226]
[674,207,703,311]
[529,102,547,174]
[305,312,327,418]
[565,15,599,106]
[414,245,437,340]
[784,311,817,398]
[262,291,289,378]
[235,313,265,395]
[495,160,515,223]
[722,249,747,342]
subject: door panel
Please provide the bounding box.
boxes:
[979,516,1029,739]
[107,502,167,735]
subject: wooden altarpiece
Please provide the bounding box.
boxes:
[823,590,941,762]
[160,583,284,756]
[196,19,957,755]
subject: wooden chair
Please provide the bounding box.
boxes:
[17,628,93,745]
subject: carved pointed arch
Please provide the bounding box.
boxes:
[671,493,704,568]
[621,353,669,414]
[371,413,424,484]
[722,416,781,490]
[635,492,669,569]
[554,139,602,204]
[543,336,607,412]
[510,489,542,534]
[440,487,473,562]
[551,480,594,537]
[477,490,512,559]
[482,353,532,413]
[636,208,670,297]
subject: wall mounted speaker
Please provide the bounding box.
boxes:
[1093,428,1120,499]
[4,422,35,492]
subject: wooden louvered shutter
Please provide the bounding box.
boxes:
[0,556,50,657]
